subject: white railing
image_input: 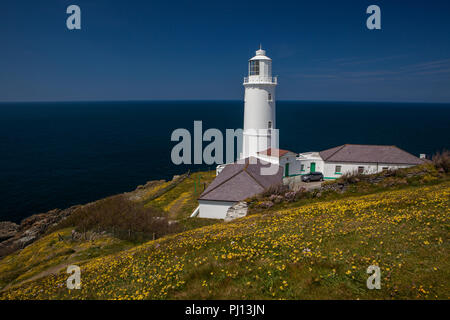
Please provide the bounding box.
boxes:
[243,76,277,84]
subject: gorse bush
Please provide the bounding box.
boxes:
[57,195,179,242]
[432,149,450,173]
[261,184,289,198]
[338,170,366,184]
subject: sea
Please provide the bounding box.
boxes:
[0,100,449,223]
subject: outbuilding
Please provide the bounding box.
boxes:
[256,148,299,177]
[195,157,283,219]
[297,144,424,179]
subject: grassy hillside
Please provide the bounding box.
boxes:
[142,170,216,220]
[1,179,448,299]
[52,170,217,242]
[0,228,132,291]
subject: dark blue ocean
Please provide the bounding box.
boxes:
[1,101,449,222]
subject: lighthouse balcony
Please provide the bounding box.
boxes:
[243,76,277,85]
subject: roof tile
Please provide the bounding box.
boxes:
[319,144,423,165]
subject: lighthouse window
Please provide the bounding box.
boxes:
[268,93,272,101]
[249,60,260,76]
[268,121,272,129]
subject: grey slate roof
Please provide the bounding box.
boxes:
[319,144,424,165]
[199,157,283,202]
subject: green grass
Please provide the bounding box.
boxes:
[1,180,448,300]
[144,171,216,219]
[0,228,132,291]
[248,163,449,215]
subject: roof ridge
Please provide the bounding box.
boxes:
[345,143,397,147]
[322,144,346,161]
[243,166,266,189]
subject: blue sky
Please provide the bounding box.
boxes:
[1,0,450,102]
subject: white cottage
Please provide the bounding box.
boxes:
[256,148,299,177]
[194,157,283,219]
[297,144,424,179]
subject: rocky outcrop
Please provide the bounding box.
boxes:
[0,206,80,259]
[0,222,19,242]
[225,201,248,222]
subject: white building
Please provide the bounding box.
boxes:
[195,158,283,219]
[256,148,299,177]
[296,144,424,179]
[192,47,284,219]
[242,46,278,158]
[193,47,426,220]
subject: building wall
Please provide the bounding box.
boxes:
[323,162,414,179]
[296,159,325,176]
[255,152,300,177]
[243,85,277,158]
[198,200,237,219]
[279,154,302,177]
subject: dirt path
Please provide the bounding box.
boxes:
[166,192,191,220]
[0,248,86,293]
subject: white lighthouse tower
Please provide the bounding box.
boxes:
[242,46,278,159]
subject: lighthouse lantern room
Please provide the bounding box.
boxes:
[242,46,278,159]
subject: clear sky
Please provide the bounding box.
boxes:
[1,0,450,102]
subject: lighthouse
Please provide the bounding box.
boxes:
[242,46,278,159]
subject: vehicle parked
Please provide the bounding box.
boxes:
[301,172,324,182]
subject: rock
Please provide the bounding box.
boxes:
[0,205,80,259]
[17,234,36,247]
[225,201,248,222]
[0,221,19,242]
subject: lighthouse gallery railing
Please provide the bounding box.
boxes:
[243,76,277,84]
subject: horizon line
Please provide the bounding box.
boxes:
[1,99,450,105]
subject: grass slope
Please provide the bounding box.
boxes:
[1,181,448,300]
[0,228,132,291]
[143,170,216,219]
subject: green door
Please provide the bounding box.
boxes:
[310,162,316,173]
[285,163,290,177]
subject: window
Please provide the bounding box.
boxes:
[268,93,272,101]
[358,166,364,174]
[249,60,260,76]
[382,167,389,171]
[268,121,272,129]
[301,164,305,171]
[335,165,342,174]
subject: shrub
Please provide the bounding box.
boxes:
[56,195,179,242]
[261,184,289,197]
[338,170,365,184]
[432,150,450,173]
